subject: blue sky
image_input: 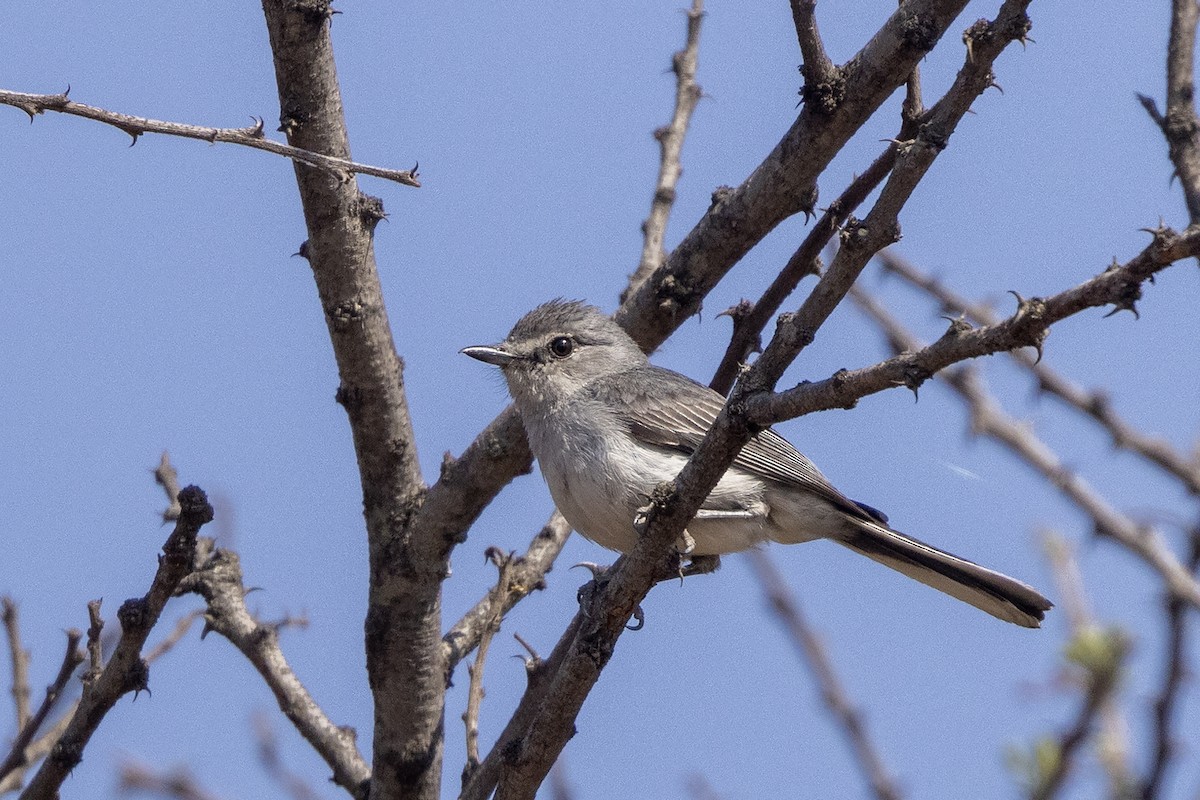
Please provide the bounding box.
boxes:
[2,2,1198,799]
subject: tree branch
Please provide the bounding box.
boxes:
[624,0,706,304]
[848,285,1200,612]
[443,513,572,674]
[1141,524,1200,799]
[2,598,32,733]
[616,0,976,351]
[790,0,838,97]
[0,629,83,789]
[19,486,213,800]
[1138,0,1200,221]
[180,539,370,799]
[0,88,420,188]
[759,224,1200,426]
[877,251,1200,495]
[257,3,434,798]
[461,550,513,788]
[747,550,903,800]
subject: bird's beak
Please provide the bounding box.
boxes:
[460,344,519,367]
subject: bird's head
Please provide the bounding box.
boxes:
[461,299,647,409]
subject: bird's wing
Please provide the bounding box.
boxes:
[583,366,879,523]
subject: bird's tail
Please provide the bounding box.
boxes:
[833,520,1052,628]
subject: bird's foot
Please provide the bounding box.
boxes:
[571,561,644,630]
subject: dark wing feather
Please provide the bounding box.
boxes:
[583,365,877,522]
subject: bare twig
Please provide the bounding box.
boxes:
[711,138,903,392]
[180,539,370,800]
[1029,629,1130,800]
[624,0,705,303]
[253,712,322,800]
[443,513,572,673]
[1141,524,1200,799]
[790,0,838,95]
[19,486,213,800]
[1041,532,1133,794]
[1138,0,1200,221]
[0,630,83,787]
[155,452,183,522]
[760,224,1200,427]
[0,88,420,188]
[117,759,223,800]
[849,287,1200,611]
[878,252,1200,495]
[2,598,32,731]
[461,551,515,787]
[747,550,902,800]
[144,610,204,665]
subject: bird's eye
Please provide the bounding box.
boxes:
[548,336,574,358]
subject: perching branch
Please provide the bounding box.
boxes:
[624,0,706,304]
[180,539,370,800]
[877,251,1200,495]
[747,550,903,800]
[19,486,213,800]
[0,88,420,188]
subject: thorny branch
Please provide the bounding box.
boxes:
[461,550,514,787]
[759,224,1200,426]
[848,285,1200,611]
[0,629,83,790]
[1138,0,1200,222]
[0,88,421,187]
[179,539,371,800]
[443,513,572,674]
[877,251,1200,495]
[19,486,213,800]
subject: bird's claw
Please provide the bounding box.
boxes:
[571,561,645,630]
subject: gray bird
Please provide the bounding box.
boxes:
[462,299,1052,628]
